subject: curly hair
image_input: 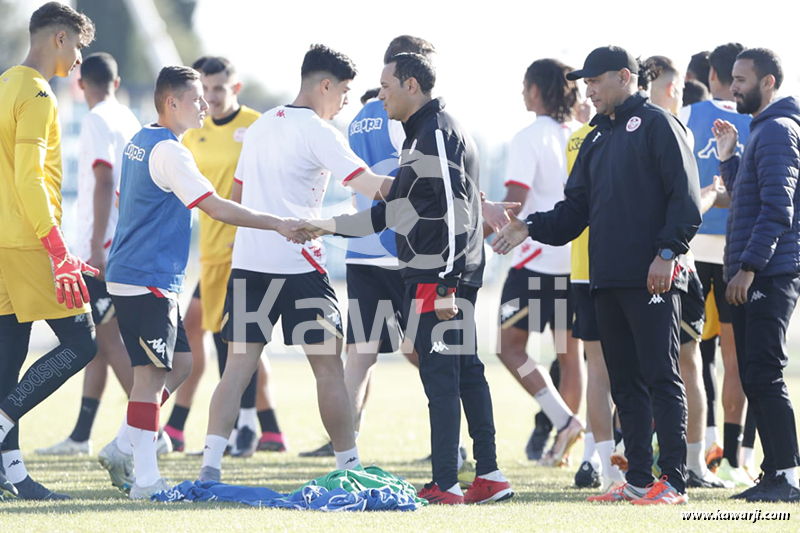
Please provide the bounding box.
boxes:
[524,59,578,123]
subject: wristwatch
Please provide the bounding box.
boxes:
[658,248,676,261]
[436,283,454,297]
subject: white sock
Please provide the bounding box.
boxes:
[128,425,160,487]
[778,467,799,489]
[445,482,463,495]
[533,386,571,430]
[582,432,597,463]
[0,413,14,445]
[705,426,719,449]
[202,435,228,470]
[115,415,132,455]
[687,441,706,475]
[3,450,28,484]
[237,407,257,431]
[597,440,624,483]
[334,446,361,470]
[457,449,464,470]
[743,447,755,468]
[478,469,507,482]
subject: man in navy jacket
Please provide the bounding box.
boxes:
[713,48,800,503]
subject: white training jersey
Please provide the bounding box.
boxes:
[231,105,366,275]
[74,99,140,261]
[505,116,580,275]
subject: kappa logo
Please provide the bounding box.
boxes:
[124,142,145,162]
[276,109,286,118]
[345,456,358,464]
[35,90,49,98]
[499,303,518,322]
[430,341,449,353]
[697,138,745,160]
[648,294,665,305]
[626,116,642,132]
[74,313,87,323]
[751,290,766,302]
[95,297,112,316]
[326,310,342,329]
[691,319,704,333]
[349,117,383,135]
[147,338,167,355]
[8,460,21,467]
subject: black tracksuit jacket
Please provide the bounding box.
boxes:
[336,98,485,289]
[526,92,702,289]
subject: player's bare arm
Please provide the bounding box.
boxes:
[196,193,316,243]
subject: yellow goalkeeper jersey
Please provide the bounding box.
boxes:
[0,65,63,250]
[183,105,260,264]
[567,123,595,283]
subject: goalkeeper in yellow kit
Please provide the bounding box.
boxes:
[0,2,99,500]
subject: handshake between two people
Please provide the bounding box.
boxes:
[274,217,336,245]
[273,196,523,246]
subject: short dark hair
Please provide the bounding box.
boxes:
[192,56,210,71]
[80,52,117,87]
[383,35,436,64]
[687,51,711,90]
[29,1,95,46]
[360,87,380,105]
[646,55,679,82]
[709,43,745,86]
[386,53,436,95]
[301,44,357,82]
[524,58,579,123]
[737,48,784,90]
[682,79,711,106]
[154,66,200,114]
[200,56,236,78]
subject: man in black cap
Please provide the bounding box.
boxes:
[494,45,702,504]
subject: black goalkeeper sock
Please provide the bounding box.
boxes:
[167,404,190,432]
[69,397,100,442]
[723,422,743,467]
[258,409,281,434]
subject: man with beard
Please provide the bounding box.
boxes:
[713,48,800,503]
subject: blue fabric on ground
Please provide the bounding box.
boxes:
[152,466,425,511]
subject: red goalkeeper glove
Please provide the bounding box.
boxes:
[41,226,100,309]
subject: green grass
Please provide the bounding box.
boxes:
[2,354,798,532]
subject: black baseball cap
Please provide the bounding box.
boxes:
[567,46,639,80]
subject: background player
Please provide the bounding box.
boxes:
[491,58,585,468]
[35,52,139,458]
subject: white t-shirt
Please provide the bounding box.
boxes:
[232,106,366,274]
[74,100,140,261]
[505,116,580,275]
[107,136,215,297]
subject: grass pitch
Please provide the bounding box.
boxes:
[2,353,798,532]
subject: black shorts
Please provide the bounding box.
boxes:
[499,269,573,333]
[679,269,706,344]
[696,261,731,324]
[112,292,189,371]
[220,269,343,346]
[85,276,115,325]
[345,264,404,353]
[192,282,201,299]
[571,283,600,341]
